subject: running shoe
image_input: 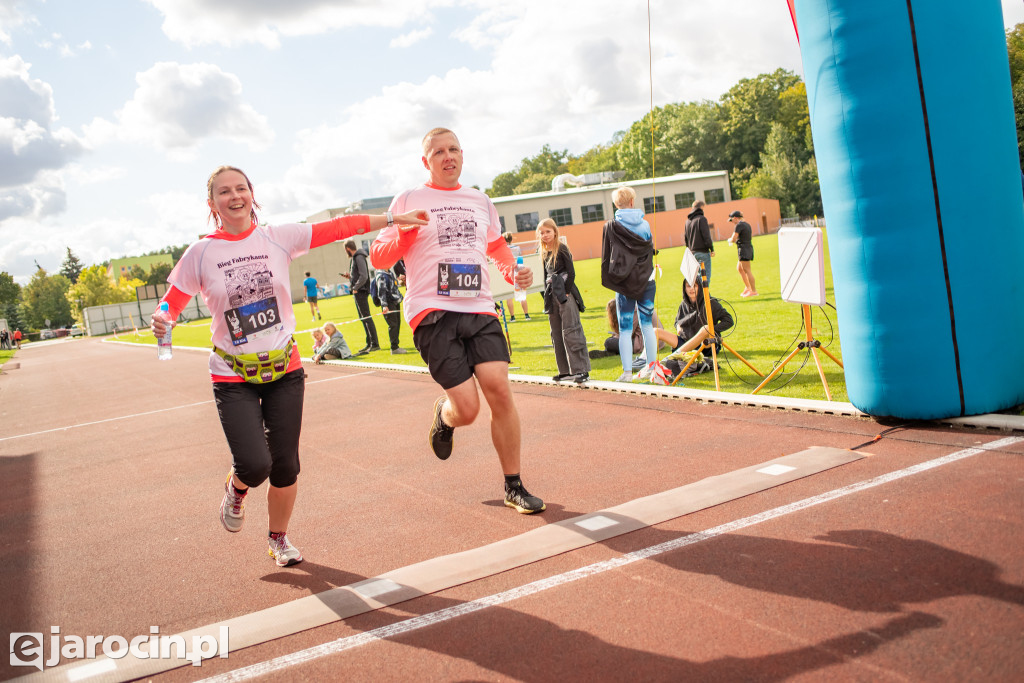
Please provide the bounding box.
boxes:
[504,479,546,514]
[552,373,572,382]
[572,372,589,384]
[428,396,454,460]
[637,362,657,381]
[616,371,634,383]
[268,533,303,567]
[220,470,246,533]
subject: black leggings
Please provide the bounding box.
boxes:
[212,369,305,488]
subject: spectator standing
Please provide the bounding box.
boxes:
[727,210,758,297]
[600,185,658,382]
[536,218,589,382]
[302,271,322,321]
[685,199,715,286]
[343,240,380,355]
[371,266,408,354]
[371,127,545,514]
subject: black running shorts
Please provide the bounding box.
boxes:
[413,312,510,390]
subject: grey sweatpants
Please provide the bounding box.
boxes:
[548,296,591,376]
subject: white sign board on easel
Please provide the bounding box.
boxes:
[778,227,825,306]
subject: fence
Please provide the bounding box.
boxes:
[82,294,209,336]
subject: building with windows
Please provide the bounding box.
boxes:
[491,170,732,233]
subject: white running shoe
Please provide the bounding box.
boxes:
[616,371,634,382]
[268,533,303,567]
[220,470,246,533]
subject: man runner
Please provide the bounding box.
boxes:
[370,127,545,514]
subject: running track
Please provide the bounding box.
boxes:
[1,337,1022,682]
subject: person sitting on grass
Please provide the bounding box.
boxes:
[662,276,734,380]
[310,327,326,354]
[313,322,353,363]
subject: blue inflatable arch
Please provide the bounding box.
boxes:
[791,0,1024,418]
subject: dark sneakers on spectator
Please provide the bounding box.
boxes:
[428,396,454,460]
[552,373,572,381]
[572,372,589,383]
[504,479,545,514]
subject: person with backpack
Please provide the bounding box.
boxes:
[600,185,658,382]
[371,266,408,354]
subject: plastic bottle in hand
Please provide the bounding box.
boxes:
[514,256,527,302]
[157,302,173,360]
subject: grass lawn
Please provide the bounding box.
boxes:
[120,230,849,403]
[0,348,14,368]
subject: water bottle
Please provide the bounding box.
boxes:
[513,256,527,302]
[157,302,173,360]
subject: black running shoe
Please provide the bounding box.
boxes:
[504,479,545,514]
[552,373,571,382]
[428,396,454,460]
[572,372,589,383]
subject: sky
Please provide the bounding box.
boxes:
[1,1,1022,285]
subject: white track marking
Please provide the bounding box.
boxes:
[196,436,1022,683]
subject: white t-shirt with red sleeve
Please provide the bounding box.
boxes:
[168,222,311,378]
[383,183,505,328]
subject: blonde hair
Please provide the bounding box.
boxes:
[422,127,459,154]
[612,185,636,209]
[535,218,565,269]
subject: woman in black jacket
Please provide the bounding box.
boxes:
[663,276,734,378]
[537,218,590,382]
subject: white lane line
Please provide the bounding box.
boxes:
[0,371,374,443]
[196,436,1023,683]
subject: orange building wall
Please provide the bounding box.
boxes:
[509,197,781,261]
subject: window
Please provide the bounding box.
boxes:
[515,212,539,232]
[643,196,666,214]
[548,207,573,227]
[705,188,725,204]
[499,216,506,232]
[674,192,695,210]
[581,203,604,222]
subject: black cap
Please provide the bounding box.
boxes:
[728,210,743,218]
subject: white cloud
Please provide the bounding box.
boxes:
[0,1,30,45]
[0,56,84,221]
[145,0,451,48]
[94,62,274,155]
[269,0,803,214]
[390,27,433,48]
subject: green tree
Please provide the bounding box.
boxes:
[59,247,85,284]
[1008,24,1024,167]
[66,265,136,320]
[741,123,822,217]
[21,269,73,329]
[0,272,20,309]
[485,145,569,197]
[3,300,25,333]
[567,135,622,176]
[126,264,147,282]
[487,171,519,198]
[719,68,803,171]
[146,262,174,285]
[660,100,726,173]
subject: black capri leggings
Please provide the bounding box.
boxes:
[212,368,305,488]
